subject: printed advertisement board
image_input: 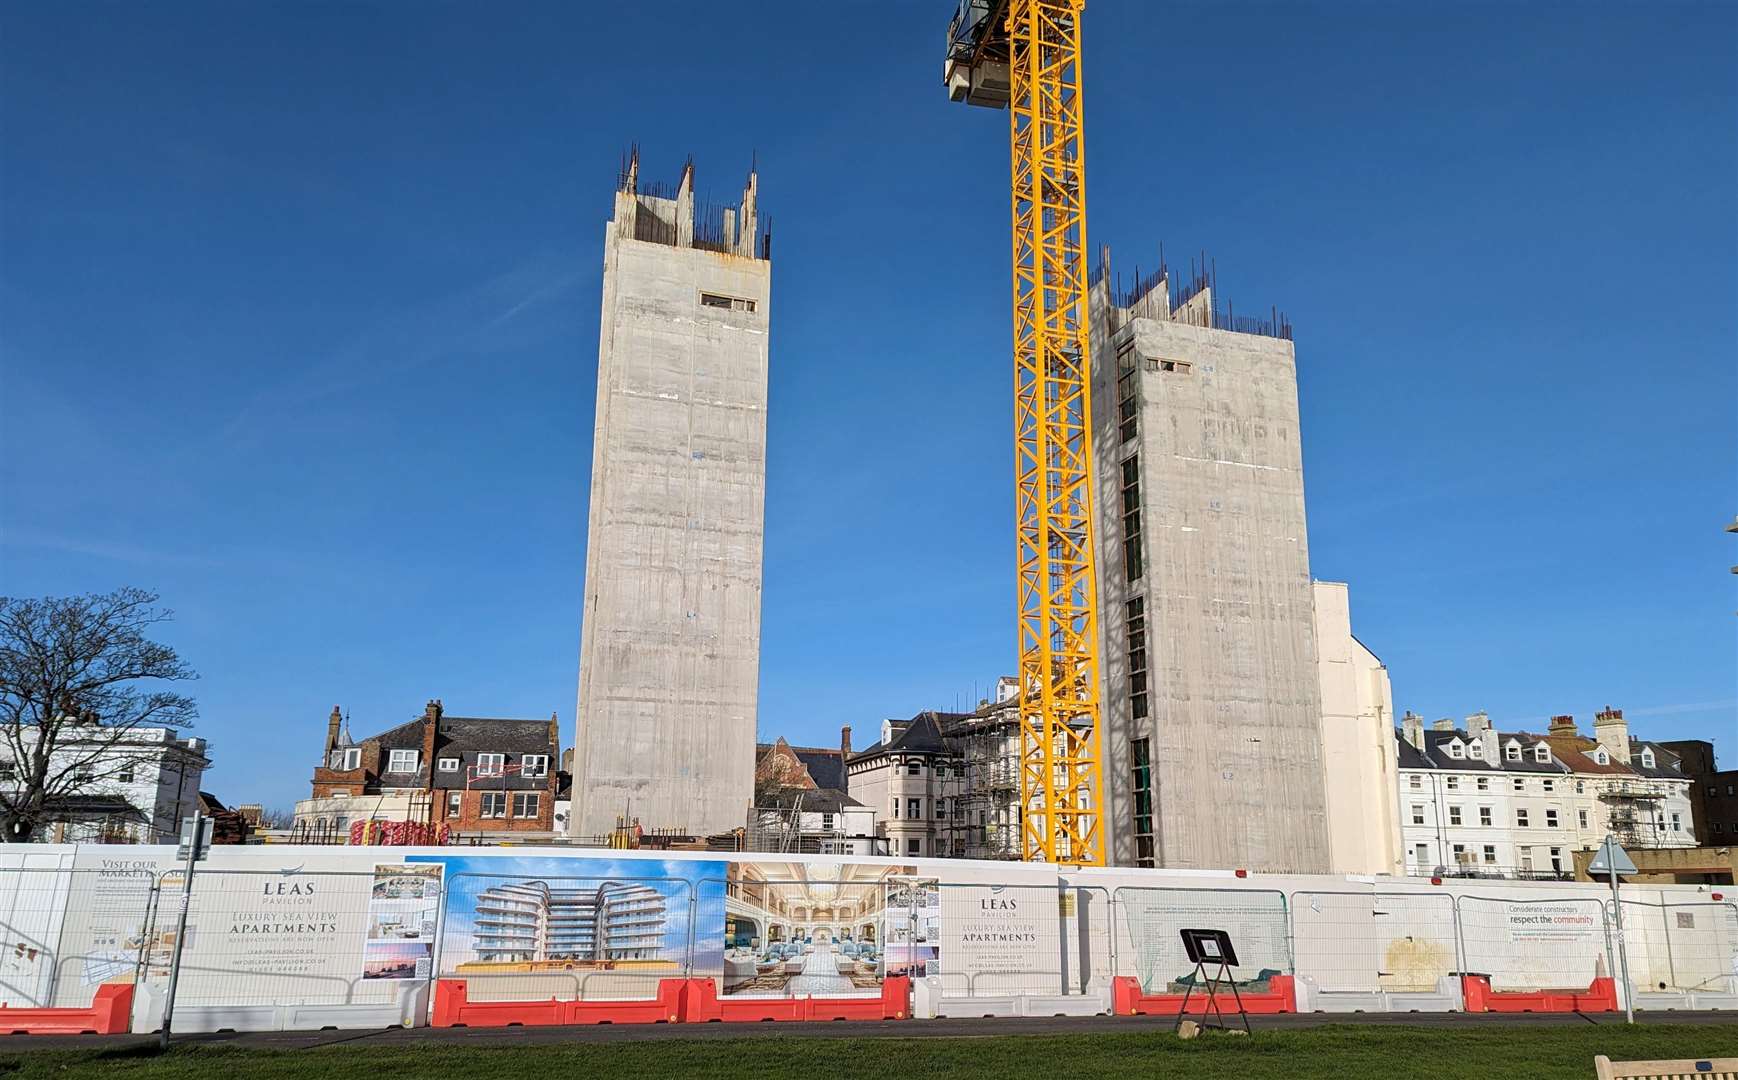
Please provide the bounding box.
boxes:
[722,861,917,997]
[409,853,724,990]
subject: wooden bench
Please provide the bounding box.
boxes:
[1595,1056,1738,1079]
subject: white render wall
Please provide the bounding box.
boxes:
[847,756,946,858]
[1399,749,1697,877]
[13,727,208,844]
[1400,765,1599,876]
[1315,581,1403,875]
[1091,284,1331,873]
[573,180,770,839]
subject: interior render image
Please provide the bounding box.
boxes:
[722,862,908,996]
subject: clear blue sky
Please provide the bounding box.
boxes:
[2,2,1733,812]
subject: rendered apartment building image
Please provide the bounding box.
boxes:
[471,880,670,966]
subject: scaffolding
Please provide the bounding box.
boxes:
[938,701,1024,861]
[1600,781,1672,849]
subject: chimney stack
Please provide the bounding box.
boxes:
[1593,706,1631,764]
[327,706,343,753]
[425,699,443,722]
[840,726,853,793]
[1467,712,1496,762]
[1401,711,1425,751]
[1548,714,1578,737]
[1431,718,1455,732]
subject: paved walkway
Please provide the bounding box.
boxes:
[10,1009,1737,1054]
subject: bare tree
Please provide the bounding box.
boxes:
[0,588,198,842]
[256,805,297,829]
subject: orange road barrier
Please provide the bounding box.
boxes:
[431,978,684,1027]
[1112,974,1296,1017]
[682,976,910,1023]
[0,983,134,1035]
[1460,975,1617,1013]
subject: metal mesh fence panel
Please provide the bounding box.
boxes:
[0,864,158,1008]
[715,864,908,999]
[1114,887,1290,994]
[1291,890,1458,994]
[1455,894,1611,991]
[929,882,1109,998]
[138,869,408,1011]
[1619,900,1738,996]
[437,872,693,1002]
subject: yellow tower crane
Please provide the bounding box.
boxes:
[944,0,1104,866]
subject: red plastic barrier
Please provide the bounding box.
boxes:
[431,978,684,1027]
[682,975,910,1022]
[0,983,133,1035]
[1112,974,1295,1017]
[1460,975,1617,1014]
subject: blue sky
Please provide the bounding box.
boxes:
[2,2,1733,811]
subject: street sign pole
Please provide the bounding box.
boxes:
[159,812,206,1050]
[1596,834,1636,1025]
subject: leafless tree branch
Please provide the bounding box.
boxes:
[0,588,199,841]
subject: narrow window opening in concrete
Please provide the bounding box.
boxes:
[1116,339,1139,441]
[1120,454,1143,581]
[1130,736,1155,867]
[1126,596,1148,721]
[700,292,756,312]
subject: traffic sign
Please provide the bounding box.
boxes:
[1588,835,1638,879]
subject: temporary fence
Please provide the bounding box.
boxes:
[1616,899,1738,1011]
[435,871,697,1005]
[2,856,1732,1035]
[915,882,1112,1018]
[133,867,436,1033]
[0,863,154,1029]
[1454,894,1618,1011]
[1112,887,1295,1015]
[1289,889,1462,1012]
[688,869,910,1023]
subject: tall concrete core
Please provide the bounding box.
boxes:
[1089,257,1331,873]
[573,154,771,839]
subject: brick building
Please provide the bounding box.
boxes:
[301,699,564,841]
[1661,739,1738,845]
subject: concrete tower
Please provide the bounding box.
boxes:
[1089,257,1331,873]
[572,154,771,839]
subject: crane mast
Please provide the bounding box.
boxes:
[944,0,1104,866]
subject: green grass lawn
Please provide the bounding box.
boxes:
[3,1025,1734,1080]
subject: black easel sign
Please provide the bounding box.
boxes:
[1174,928,1251,1035]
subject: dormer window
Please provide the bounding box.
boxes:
[1445,742,1463,759]
[1640,749,1655,768]
[1533,746,1551,763]
[1593,749,1609,765]
[1504,743,1521,762]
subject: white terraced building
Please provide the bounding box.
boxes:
[1395,707,1695,880]
[472,880,668,963]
